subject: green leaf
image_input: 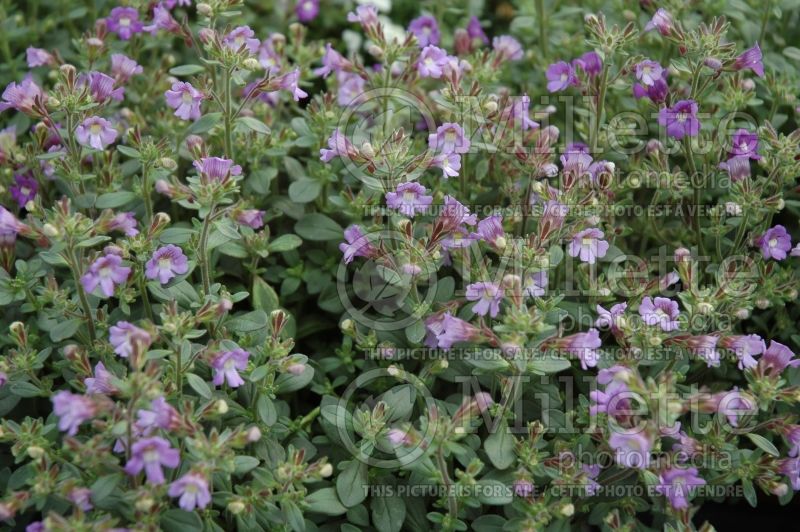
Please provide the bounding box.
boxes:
[269,234,303,252]
[288,178,321,203]
[169,64,206,76]
[49,318,83,342]
[161,509,203,532]
[294,213,343,241]
[9,381,44,398]
[742,478,757,507]
[746,433,780,457]
[275,365,314,393]
[227,310,269,333]
[236,116,271,136]
[233,456,260,474]
[252,278,279,313]
[336,460,368,507]
[528,357,572,374]
[371,494,406,532]
[477,479,512,505]
[91,473,122,504]
[187,112,222,134]
[485,420,516,469]
[305,487,347,516]
[185,373,212,399]
[95,191,139,208]
[256,395,278,425]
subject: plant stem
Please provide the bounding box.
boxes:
[683,138,706,257]
[590,63,610,154]
[138,274,154,322]
[198,206,216,295]
[69,248,96,343]
[222,68,234,160]
[141,162,153,226]
[759,0,772,43]
[436,446,458,518]
[536,0,547,57]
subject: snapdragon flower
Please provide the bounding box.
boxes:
[568,228,609,264]
[523,271,548,298]
[108,212,139,236]
[595,303,627,333]
[109,321,152,358]
[466,16,488,45]
[0,76,46,114]
[137,396,179,431]
[719,334,765,370]
[84,362,116,395]
[26,47,54,68]
[432,152,462,178]
[573,51,602,77]
[295,0,320,23]
[475,215,505,249]
[434,313,481,349]
[608,430,652,469]
[428,123,470,154]
[492,35,523,62]
[759,340,799,376]
[339,225,378,264]
[638,296,680,332]
[110,54,143,82]
[193,156,242,182]
[314,44,351,78]
[417,45,449,78]
[223,26,260,54]
[729,128,761,160]
[319,128,356,162]
[734,43,764,77]
[644,8,674,36]
[634,59,664,87]
[658,100,701,139]
[655,467,706,509]
[169,473,212,511]
[546,61,578,92]
[52,391,96,436]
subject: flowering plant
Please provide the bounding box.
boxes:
[1,1,799,531]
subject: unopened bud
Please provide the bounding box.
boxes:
[42,223,59,237]
[696,301,713,315]
[366,44,384,59]
[27,446,45,459]
[483,100,498,113]
[246,426,262,442]
[361,142,375,158]
[243,58,261,71]
[227,501,246,514]
[216,399,229,414]
[196,3,213,17]
[136,497,154,512]
[159,157,177,171]
[741,78,756,91]
[320,463,333,477]
[704,57,722,70]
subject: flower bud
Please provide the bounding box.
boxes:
[135,497,154,512]
[361,142,375,158]
[340,319,354,334]
[543,163,559,177]
[741,78,756,91]
[227,500,245,514]
[27,446,45,459]
[286,362,306,375]
[196,3,213,17]
[366,44,384,59]
[703,57,722,70]
[9,322,26,347]
[159,157,177,171]
[216,399,229,414]
[646,139,663,155]
[483,100,498,114]
[42,223,59,237]
[247,426,262,442]
[320,463,333,477]
[243,58,261,71]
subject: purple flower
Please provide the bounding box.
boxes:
[143,4,181,35]
[385,182,433,217]
[759,340,799,376]
[236,209,265,229]
[718,156,751,182]
[560,150,593,182]
[780,458,800,490]
[608,431,652,468]
[409,15,440,47]
[755,225,792,260]
[295,0,319,23]
[523,271,548,297]
[9,173,37,207]
[79,71,123,102]
[432,152,462,178]
[223,26,260,54]
[52,391,96,436]
[513,479,534,497]
[644,8,674,36]
[685,335,720,367]
[568,228,609,264]
[784,425,800,457]
[211,348,250,387]
[633,75,669,104]
[475,215,505,249]
[259,38,282,74]
[108,212,139,236]
[492,36,523,62]
[417,45,449,78]
[554,329,602,370]
[320,128,355,162]
[276,69,308,101]
[435,313,480,349]
[428,122,470,154]
[719,334,765,370]
[68,487,93,511]
[714,389,755,427]
[0,206,24,246]
[595,302,627,332]
[107,7,144,40]
[635,60,664,87]
[75,116,117,150]
[590,365,634,417]
[467,16,489,45]
[734,43,764,77]
[80,253,131,297]
[193,156,242,181]
[314,43,350,78]
[658,100,701,139]
[573,51,602,77]
[466,281,503,318]
[110,54,143,83]
[441,226,475,249]
[124,436,180,485]
[729,128,761,160]
[387,428,410,446]
[546,61,578,92]
[164,82,203,121]
[109,321,152,358]
[84,362,116,395]
[339,225,377,264]
[502,94,539,131]
[336,72,365,106]
[347,4,379,30]
[137,396,179,431]
[656,467,705,509]
[26,47,54,68]
[0,76,46,114]
[169,473,211,511]
[145,245,189,284]
[638,296,680,332]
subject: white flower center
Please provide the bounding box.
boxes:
[769,238,778,248]
[90,124,103,135]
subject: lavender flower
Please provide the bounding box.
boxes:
[658,100,701,139]
[259,39,282,74]
[80,71,123,102]
[145,245,189,284]
[635,60,664,87]
[755,225,792,260]
[546,61,578,92]
[108,212,139,236]
[685,335,720,367]
[715,389,755,427]
[223,26,260,54]
[638,296,680,332]
[432,152,462,178]
[466,16,488,45]
[734,43,764,77]
[513,479,534,497]
[785,426,800,457]
[417,45,449,78]
[9,173,37,207]
[295,0,320,23]
[164,82,203,121]
[435,313,481,349]
[385,182,433,217]
[0,206,24,245]
[137,396,179,431]
[466,281,503,318]
[26,47,54,68]
[236,209,265,229]
[211,348,250,388]
[124,437,180,485]
[573,51,602,77]
[80,253,131,297]
[0,76,46,114]
[718,156,751,182]
[111,54,143,83]
[608,431,652,468]
[336,72,365,106]
[644,8,674,36]
[387,428,410,446]
[143,4,181,34]
[523,271,548,298]
[632,67,669,103]
[475,215,505,249]
[52,391,96,436]
[276,69,308,101]
[107,7,144,40]
[780,458,800,491]
[314,44,351,78]
[68,487,93,511]
[347,4,379,30]
[109,321,152,358]
[568,228,609,264]
[719,334,765,370]
[729,128,761,160]
[759,340,799,376]
[428,122,470,154]
[75,116,117,150]
[595,302,627,332]
[439,195,478,229]
[169,473,211,511]
[193,156,242,181]
[554,329,602,370]
[320,128,355,162]
[492,36,524,62]
[339,225,377,264]
[409,15,440,47]
[84,362,116,395]
[656,467,706,509]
